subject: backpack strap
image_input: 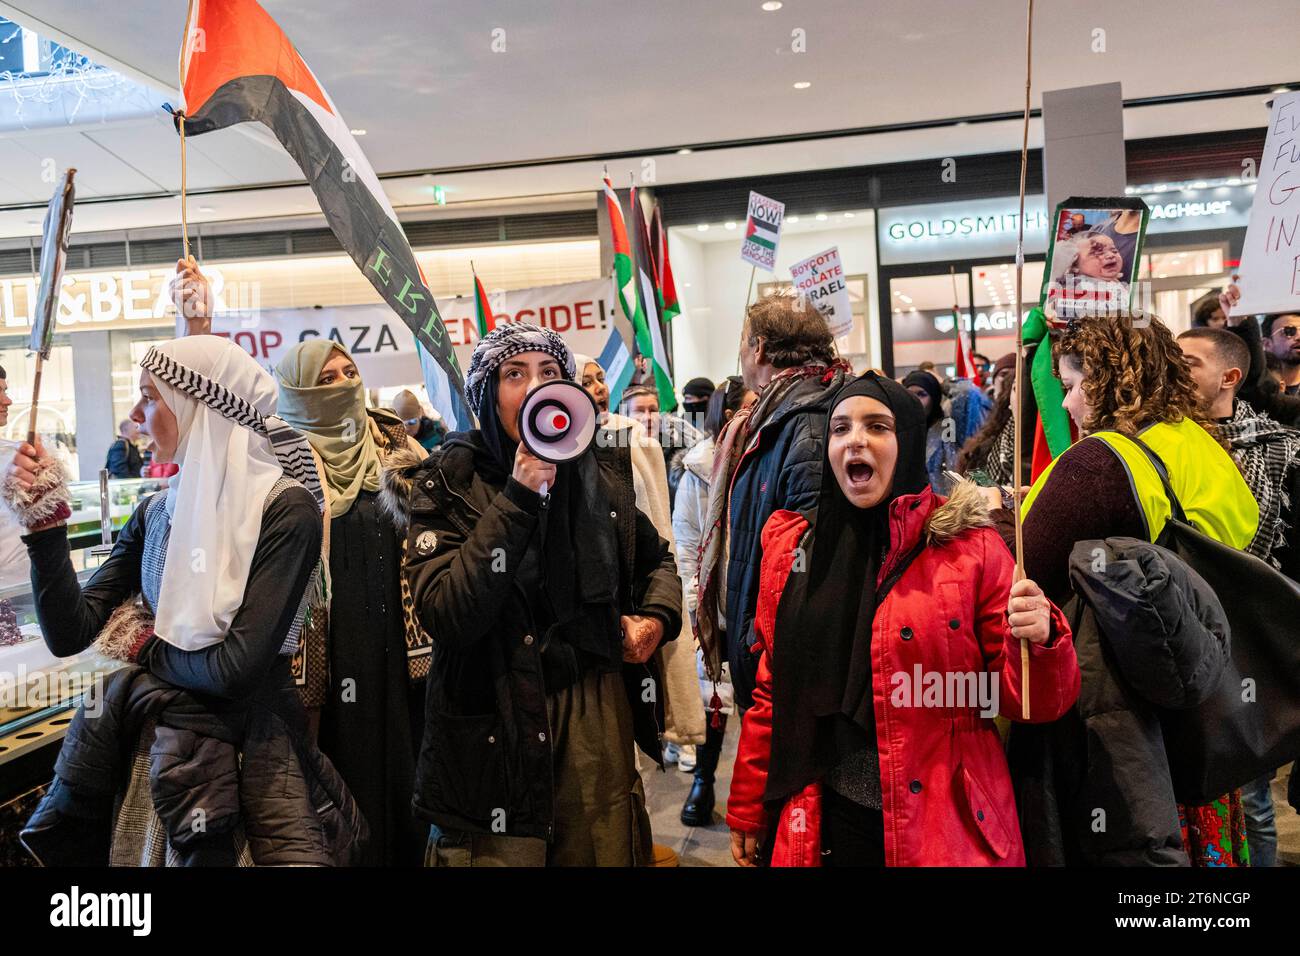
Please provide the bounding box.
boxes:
[1121,432,1189,526]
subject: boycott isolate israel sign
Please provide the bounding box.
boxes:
[790,246,854,338]
[741,191,785,271]
[212,278,618,387]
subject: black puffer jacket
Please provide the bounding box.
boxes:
[385,431,682,841]
[21,662,368,867]
[724,366,849,709]
[1009,537,1230,867]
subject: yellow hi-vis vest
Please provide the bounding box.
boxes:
[1021,418,1259,549]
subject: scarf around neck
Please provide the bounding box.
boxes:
[274,339,382,519]
[1219,400,1300,566]
[693,359,852,681]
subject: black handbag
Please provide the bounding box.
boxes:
[1124,433,1300,804]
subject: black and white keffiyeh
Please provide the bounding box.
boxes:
[1219,400,1300,567]
[464,321,575,417]
[139,337,324,651]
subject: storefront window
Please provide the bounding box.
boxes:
[0,236,601,476]
[887,263,1044,378]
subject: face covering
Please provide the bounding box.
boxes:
[274,339,382,519]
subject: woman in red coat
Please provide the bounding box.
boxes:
[726,373,1080,866]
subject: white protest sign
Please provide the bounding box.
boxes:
[212,278,618,388]
[741,191,785,272]
[790,246,854,338]
[1233,90,1300,316]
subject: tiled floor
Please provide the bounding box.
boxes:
[641,728,740,867]
[643,736,1300,867]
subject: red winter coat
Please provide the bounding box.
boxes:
[726,483,1080,866]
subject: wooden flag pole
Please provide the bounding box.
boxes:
[949,265,963,369]
[179,112,190,262]
[1012,0,1036,720]
[25,354,43,447]
[178,0,195,263]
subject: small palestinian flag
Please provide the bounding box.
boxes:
[745,218,778,252]
[177,0,469,428]
[472,269,495,340]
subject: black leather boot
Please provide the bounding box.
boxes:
[680,717,726,826]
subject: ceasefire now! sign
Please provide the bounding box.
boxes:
[741,190,785,272]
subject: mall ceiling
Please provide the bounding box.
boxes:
[0,0,1292,238]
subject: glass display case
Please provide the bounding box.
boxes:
[64,476,165,550]
[0,545,125,758]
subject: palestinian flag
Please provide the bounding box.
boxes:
[630,184,677,412]
[472,270,495,340]
[1021,308,1077,481]
[602,175,675,413]
[649,203,681,322]
[598,320,635,412]
[953,314,978,382]
[745,218,778,253]
[178,0,470,428]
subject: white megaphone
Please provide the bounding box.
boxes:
[517,379,599,495]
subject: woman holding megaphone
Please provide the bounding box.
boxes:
[384,322,682,867]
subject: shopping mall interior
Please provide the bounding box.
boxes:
[0,0,1298,903]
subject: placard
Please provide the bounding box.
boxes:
[789,246,853,337]
[741,190,785,272]
[1233,91,1300,316]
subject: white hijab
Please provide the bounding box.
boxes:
[142,336,320,651]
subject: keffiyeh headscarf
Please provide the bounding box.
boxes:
[1219,400,1300,567]
[139,336,323,651]
[464,322,575,417]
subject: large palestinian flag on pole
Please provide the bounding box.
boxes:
[602,175,674,412]
[629,183,676,412]
[178,0,470,428]
[649,203,681,322]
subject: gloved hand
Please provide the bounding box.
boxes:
[2,439,71,531]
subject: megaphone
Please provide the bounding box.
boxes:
[518,380,599,495]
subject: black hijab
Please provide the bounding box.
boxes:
[901,370,943,428]
[765,372,930,804]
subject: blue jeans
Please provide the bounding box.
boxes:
[1240,772,1277,868]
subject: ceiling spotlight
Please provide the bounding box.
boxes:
[696,224,709,231]
[793,81,811,90]
[761,1,783,10]
[843,212,856,218]
[197,205,215,212]
[725,221,737,230]
[676,148,693,155]
[815,212,828,221]
[1273,86,1290,94]
[349,128,367,136]
[787,216,800,223]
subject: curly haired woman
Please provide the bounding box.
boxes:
[1003,313,1260,867]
